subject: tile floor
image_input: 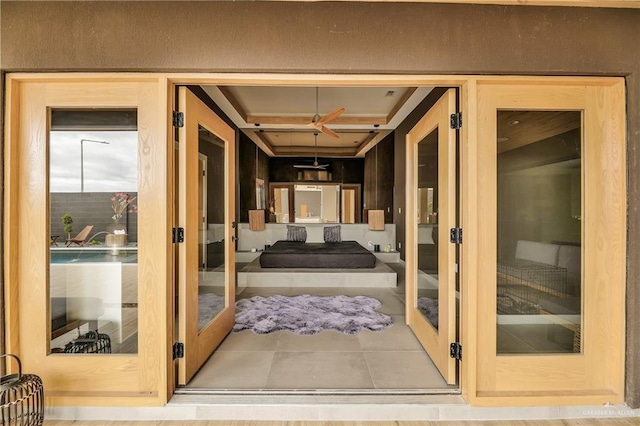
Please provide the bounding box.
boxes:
[184,263,454,391]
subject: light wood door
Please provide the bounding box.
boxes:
[473,80,626,405]
[177,87,236,385]
[406,89,458,384]
[4,77,167,405]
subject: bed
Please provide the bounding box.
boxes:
[259,240,377,269]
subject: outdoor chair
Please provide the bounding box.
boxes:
[66,225,94,247]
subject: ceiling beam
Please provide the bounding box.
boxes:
[386,87,417,123]
[254,131,276,156]
[272,147,359,156]
[246,115,388,126]
[218,86,248,122]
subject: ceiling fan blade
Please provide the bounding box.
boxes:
[320,126,339,139]
[307,121,322,131]
[293,163,329,169]
[316,107,345,126]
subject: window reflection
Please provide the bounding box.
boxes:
[197,125,226,331]
[496,110,582,354]
[294,184,340,223]
[417,128,439,330]
[49,109,139,355]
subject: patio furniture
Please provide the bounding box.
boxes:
[65,225,94,247]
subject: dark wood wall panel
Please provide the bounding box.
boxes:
[394,88,448,259]
[268,157,364,186]
[239,134,270,223]
[364,133,394,223]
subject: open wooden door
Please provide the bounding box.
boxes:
[406,89,458,384]
[177,87,236,385]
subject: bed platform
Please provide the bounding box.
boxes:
[259,241,377,269]
[238,258,397,288]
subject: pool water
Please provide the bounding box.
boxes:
[50,249,138,264]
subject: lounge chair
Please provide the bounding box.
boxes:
[66,225,94,247]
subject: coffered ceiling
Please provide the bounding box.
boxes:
[201,85,434,157]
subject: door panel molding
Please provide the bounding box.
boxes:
[4,75,168,405]
[471,79,626,405]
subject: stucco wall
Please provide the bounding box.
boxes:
[1,1,639,407]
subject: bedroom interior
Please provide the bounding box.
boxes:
[177,84,456,391]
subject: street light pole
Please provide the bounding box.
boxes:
[80,139,110,192]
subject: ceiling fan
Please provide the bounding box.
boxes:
[308,87,345,139]
[293,132,329,169]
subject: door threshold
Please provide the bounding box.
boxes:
[174,387,461,396]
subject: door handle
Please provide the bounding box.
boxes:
[231,236,238,243]
[232,221,237,229]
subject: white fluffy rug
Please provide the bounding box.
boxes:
[233,294,393,335]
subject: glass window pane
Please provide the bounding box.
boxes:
[496,110,582,354]
[294,184,339,223]
[49,109,138,355]
[198,125,226,331]
[417,128,439,330]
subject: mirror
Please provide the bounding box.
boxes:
[294,184,339,223]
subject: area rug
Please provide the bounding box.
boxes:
[233,294,393,335]
[417,297,439,328]
[198,293,225,329]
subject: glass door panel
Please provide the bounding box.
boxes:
[417,128,439,330]
[496,110,582,355]
[49,109,139,355]
[406,88,458,385]
[197,127,226,331]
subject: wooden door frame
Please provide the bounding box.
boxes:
[176,87,236,385]
[269,183,295,223]
[2,74,626,407]
[405,88,458,384]
[340,184,362,223]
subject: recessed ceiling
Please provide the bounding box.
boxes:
[201,85,434,157]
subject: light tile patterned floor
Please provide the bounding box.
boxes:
[186,263,453,391]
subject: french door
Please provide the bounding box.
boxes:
[4,76,167,404]
[472,79,626,404]
[406,89,458,384]
[177,87,236,385]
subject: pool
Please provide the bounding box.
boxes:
[50,247,138,264]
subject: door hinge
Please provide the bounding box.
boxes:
[173,342,184,360]
[450,227,462,244]
[450,342,462,360]
[173,111,184,128]
[172,227,185,243]
[450,112,462,129]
